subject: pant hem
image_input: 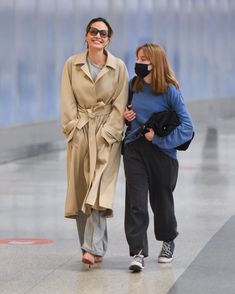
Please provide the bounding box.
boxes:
[82,247,105,257]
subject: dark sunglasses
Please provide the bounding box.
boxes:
[88,27,109,38]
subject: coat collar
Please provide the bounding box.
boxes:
[73,50,117,69]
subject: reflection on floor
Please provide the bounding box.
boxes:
[0,118,235,294]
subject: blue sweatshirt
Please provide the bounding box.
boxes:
[124,81,194,159]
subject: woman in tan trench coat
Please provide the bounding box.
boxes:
[60,17,128,267]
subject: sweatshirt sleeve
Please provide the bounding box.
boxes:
[152,86,194,149]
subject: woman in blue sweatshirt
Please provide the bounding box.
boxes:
[123,43,194,272]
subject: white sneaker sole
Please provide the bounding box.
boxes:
[129,261,144,272]
[158,256,173,263]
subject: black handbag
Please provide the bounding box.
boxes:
[142,110,180,137]
[142,111,194,151]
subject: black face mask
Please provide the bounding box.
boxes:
[134,63,151,78]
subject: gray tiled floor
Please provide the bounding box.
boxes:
[1,118,235,294]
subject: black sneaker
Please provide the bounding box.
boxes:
[158,240,175,263]
[129,250,144,272]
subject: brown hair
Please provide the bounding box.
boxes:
[85,17,113,38]
[133,43,179,94]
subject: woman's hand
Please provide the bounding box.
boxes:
[144,128,155,141]
[124,105,136,122]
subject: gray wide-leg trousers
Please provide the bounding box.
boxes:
[76,209,108,257]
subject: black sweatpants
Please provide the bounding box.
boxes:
[123,138,179,257]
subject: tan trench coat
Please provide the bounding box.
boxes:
[60,51,128,218]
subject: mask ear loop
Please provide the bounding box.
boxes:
[147,63,153,71]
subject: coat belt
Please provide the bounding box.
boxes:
[66,102,112,187]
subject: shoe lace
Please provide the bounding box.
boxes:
[133,249,144,262]
[160,242,173,257]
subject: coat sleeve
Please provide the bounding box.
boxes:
[101,60,129,144]
[60,57,78,138]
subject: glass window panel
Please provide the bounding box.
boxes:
[0,0,235,126]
